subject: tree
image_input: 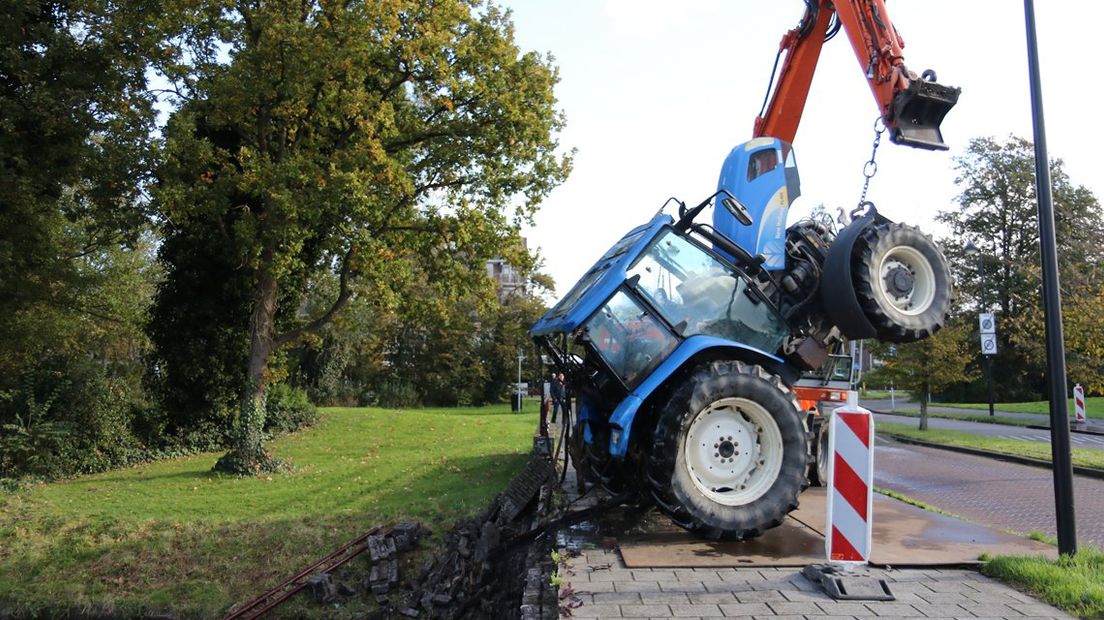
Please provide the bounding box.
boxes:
[936,136,1104,399]
[1006,266,1104,395]
[0,1,164,477]
[153,1,571,473]
[866,321,977,429]
[1,0,156,373]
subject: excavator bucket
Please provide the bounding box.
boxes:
[889,79,961,151]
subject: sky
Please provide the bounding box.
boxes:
[501,1,1104,298]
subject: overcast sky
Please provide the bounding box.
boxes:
[501,1,1103,297]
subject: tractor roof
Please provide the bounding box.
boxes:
[530,212,671,337]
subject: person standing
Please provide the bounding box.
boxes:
[550,373,565,423]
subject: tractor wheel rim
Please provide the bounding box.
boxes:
[877,245,936,316]
[817,424,830,482]
[683,397,784,506]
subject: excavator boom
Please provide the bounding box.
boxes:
[754,0,960,150]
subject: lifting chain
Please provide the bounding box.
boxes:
[855,116,886,215]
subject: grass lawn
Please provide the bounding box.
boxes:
[876,422,1104,470]
[939,397,1104,419]
[0,404,540,619]
[982,548,1104,619]
[860,389,909,400]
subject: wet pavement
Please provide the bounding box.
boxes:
[873,437,1104,548]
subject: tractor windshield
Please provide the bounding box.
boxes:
[627,229,789,353]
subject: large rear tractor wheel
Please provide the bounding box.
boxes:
[646,361,810,540]
[853,223,951,343]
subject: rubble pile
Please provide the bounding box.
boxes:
[297,453,557,618]
[403,456,556,619]
[301,521,428,612]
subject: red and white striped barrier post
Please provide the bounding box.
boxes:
[1073,383,1086,423]
[825,393,874,564]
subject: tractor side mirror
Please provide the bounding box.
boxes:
[721,195,753,226]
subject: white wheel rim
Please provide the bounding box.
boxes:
[817,423,830,480]
[877,245,936,316]
[683,397,784,506]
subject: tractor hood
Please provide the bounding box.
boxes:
[530,212,671,337]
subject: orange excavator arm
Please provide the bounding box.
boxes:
[754,0,960,150]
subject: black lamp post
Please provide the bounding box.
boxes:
[966,240,996,417]
[1025,0,1076,555]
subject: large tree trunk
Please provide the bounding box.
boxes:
[215,261,281,474]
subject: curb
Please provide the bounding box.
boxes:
[877,433,1104,481]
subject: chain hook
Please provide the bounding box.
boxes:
[857,116,886,210]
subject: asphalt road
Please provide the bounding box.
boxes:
[872,411,1104,451]
[874,437,1104,548]
[859,398,1104,452]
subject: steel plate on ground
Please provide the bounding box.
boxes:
[619,488,1056,568]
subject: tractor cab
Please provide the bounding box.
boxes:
[532,205,795,458]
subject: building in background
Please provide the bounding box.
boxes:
[486,238,527,301]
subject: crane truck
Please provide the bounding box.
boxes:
[531,0,959,540]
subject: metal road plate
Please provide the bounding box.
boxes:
[619,516,824,568]
[618,488,1056,568]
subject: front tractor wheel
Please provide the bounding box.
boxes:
[646,361,810,540]
[853,223,952,343]
[584,421,635,495]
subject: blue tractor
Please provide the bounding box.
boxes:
[531,137,951,539]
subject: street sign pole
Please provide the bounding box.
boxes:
[984,357,996,417]
[979,313,997,417]
[1024,0,1077,556]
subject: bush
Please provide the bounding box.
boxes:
[0,358,148,479]
[371,379,421,408]
[263,383,317,437]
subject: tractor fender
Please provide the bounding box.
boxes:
[606,336,784,457]
[819,212,889,340]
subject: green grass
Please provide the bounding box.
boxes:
[860,389,909,400]
[874,487,965,520]
[879,483,1104,618]
[877,408,1037,427]
[939,397,1104,419]
[877,422,1104,470]
[982,547,1104,619]
[0,404,540,619]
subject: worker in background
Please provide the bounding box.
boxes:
[550,372,565,423]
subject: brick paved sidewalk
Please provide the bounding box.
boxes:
[559,547,1072,619]
[549,424,1073,619]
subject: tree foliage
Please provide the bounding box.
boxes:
[288,244,550,408]
[152,0,571,472]
[1,0,156,370]
[866,321,978,429]
[0,0,163,478]
[936,136,1104,399]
